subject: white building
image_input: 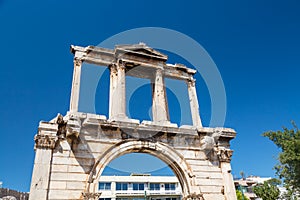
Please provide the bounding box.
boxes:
[246,176,272,184]
[98,174,182,200]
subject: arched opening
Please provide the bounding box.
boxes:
[102,153,175,176]
[99,153,179,200]
[86,140,193,198]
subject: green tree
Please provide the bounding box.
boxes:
[263,122,300,196]
[253,178,281,200]
[236,190,249,200]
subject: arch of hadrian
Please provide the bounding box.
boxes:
[29,43,237,200]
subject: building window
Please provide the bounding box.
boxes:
[166,198,177,200]
[100,198,111,200]
[150,183,160,190]
[99,182,111,190]
[133,183,144,190]
[116,182,128,190]
[165,183,176,190]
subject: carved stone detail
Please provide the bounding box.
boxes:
[200,129,222,152]
[217,148,233,162]
[187,78,196,87]
[117,59,126,70]
[34,134,57,149]
[82,192,101,200]
[109,63,118,73]
[182,193,204,200]
[56,114,67,139]
[74,58,82,67]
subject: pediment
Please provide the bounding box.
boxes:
[115,43,168,61]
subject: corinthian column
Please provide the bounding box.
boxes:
[69,58,82,112]
[109,61,127,120]
[152,68,169,123]
[187,78,202,127]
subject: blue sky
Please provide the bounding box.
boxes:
[0,0,300,192]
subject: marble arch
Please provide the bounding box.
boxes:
[29,44,237,200]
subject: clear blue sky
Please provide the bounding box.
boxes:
[0,0,300,192]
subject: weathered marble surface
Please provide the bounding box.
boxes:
[29,44,237,200]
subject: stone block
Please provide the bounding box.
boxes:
[202,194,225,200]
[50,172,88,182]
[48,189,82,200]
[49,181,67,190]
[200,185,223,193]
[66,181,86,190]
[194,171,223,179]
[195,177,224,186]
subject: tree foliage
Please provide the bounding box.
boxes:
[263,122,300,195]
[236,190,249,200]
[253,178,281,200]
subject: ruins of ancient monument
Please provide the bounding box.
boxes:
[29,43,237,200]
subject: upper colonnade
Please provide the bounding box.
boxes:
[70,43,202,128]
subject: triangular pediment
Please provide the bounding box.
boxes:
[115,43,168,61]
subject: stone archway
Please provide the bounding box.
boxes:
[86,139,193,197]
[29,44,237,200]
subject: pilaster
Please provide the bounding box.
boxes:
[29,124,57,200]
[217,148,237,200]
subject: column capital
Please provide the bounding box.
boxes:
[216,148,233,163]
[117,59,127,70]
[182,193,204,200]
[34,134,57,149]
[109,63,118,73]
[74,58,83,67]
[82,192,101,200]
[187,78,196,87]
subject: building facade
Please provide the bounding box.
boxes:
[98,175,181,200]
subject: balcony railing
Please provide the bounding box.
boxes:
[115,190,181,196]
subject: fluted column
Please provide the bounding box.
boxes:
[152,68,169,123]
[69,58,82,112]
[109,61,127,120]
[187,78,202,127]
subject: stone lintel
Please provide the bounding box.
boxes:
[70,44,196,81]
